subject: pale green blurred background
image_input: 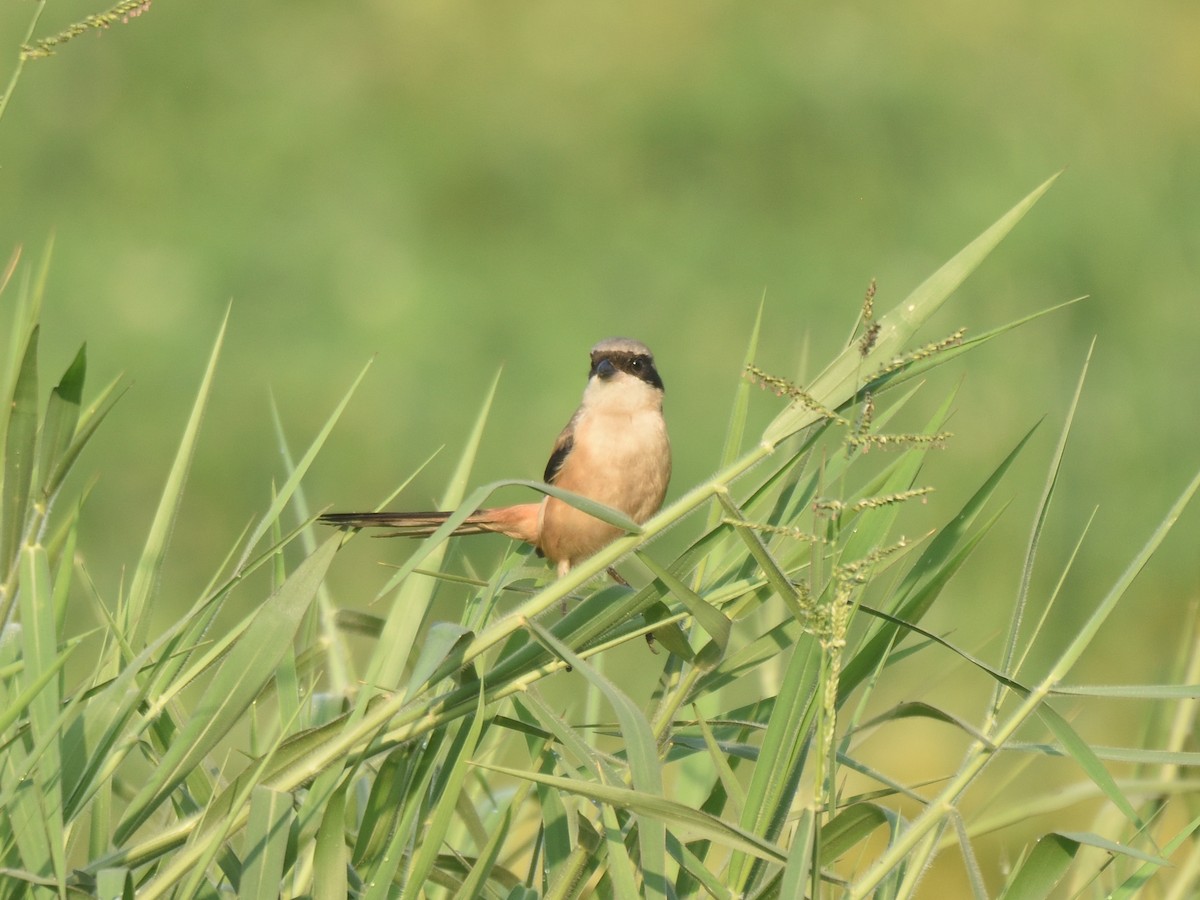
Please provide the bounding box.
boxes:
[3,0,1198,868]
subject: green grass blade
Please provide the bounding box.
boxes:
[599,800,641,900]
[698,299,765,587]
[1033,703,1146,832]
[1111,811,1200,898]
[350,747,410,869]
[869,297,1086,396]
[840,421,1038,697]
[731,635,820,890]
[1004,830,1168,900]
[114,535,339,844]
[362,730,450,900]
[527,620,667,899]
[822,802,889,862]
[400,687,486,900]
[512,691,622,783]
[238,786,295,900]
[43,374,127,503]
[124,306,231,647]
[94,869,133,900]
[1044,465,1200,684]
[0,636,77,737]
[693,705,746,817]
[998,338,1093,691]
[359,370,501,700]
[453,801,513,900]
[1050,683,1200,699]
[638,551,731,653]
[474,763,788,865]
[1,326,38,591]
[35,342,84,500]
[997,832,1077,899]
[778,809,815,900]
[313,779,350,900]
[236,358,372,571]
[15,543,65,886]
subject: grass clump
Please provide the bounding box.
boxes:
[3,179,1200,899]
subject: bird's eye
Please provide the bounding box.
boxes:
[631,358,645,371]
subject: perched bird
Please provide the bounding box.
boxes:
[320,337,671,577]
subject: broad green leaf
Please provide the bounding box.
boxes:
[821,802,888,863]
[999,831,1168,900]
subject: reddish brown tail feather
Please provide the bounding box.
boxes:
[319,503,540,545]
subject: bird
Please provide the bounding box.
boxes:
[320,337,671,577]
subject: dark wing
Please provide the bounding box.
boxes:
[543,413,577,484]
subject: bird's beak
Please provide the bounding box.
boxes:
[595,358,617,380]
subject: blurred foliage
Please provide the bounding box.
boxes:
[1,3,1197,887]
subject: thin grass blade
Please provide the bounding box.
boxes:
[124,306,230,647]
[638,551,731,652]
[1,326,38,592]
[400,687,486,900]
[1112,811,1200,898]
[359,371,501,703]
[778,809,815,900]
[114,535,339,844]
[473,763,787,865]
[527,620,667,899]
[238,786,295,900]
[236,358,372,571]
[998,338,1093,693]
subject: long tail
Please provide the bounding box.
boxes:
[319,504,540,544]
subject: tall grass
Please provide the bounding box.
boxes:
[3,178,1200,898]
